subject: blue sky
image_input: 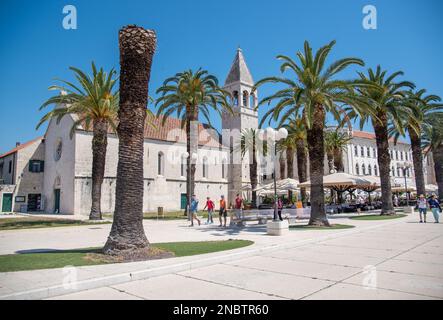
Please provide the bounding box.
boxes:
[0,0,442,153]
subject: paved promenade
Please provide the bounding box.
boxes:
[0,213,442,300]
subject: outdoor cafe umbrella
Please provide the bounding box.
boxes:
[425,184,438,193]
[358,176,381,204]
[298,172,376,204]
[254,178,300,192]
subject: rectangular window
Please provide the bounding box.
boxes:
[8,160,12,174]
[29,160,44,173]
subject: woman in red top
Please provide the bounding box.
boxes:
[204,197,215,224]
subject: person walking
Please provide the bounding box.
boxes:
[428,194,442,223]
[190,195,201,227]
[277,197,283,221]
[417,194,428,223]
[204,197,215,224]
[218,195,227,228]
[234,194,243,220]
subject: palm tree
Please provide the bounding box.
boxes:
[37,62,118,221]
[104,25,157,254]
[155,69,232,213]
[390,89,442,196]
[238,129,267,208]
[349,66,415,215]
[253,40,365,226]
[324,128,351,172]
[281,117,309,205]
[422,114,443,199]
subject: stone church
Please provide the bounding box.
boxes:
[0,49,437,215]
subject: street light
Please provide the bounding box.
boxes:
[264,127,288,221]
[400,162,412,206]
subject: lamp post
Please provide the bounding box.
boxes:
[184,151,198,225]
[265,127,288,221]
[400,162,411,207]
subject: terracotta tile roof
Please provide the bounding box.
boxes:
[352,130,409,145]
[0,136,44,159]
[78,116,223,148]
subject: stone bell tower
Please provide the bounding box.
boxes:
[221,48,259,205]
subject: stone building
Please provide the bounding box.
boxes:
[0,48,439,215]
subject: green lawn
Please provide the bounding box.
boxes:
[0,217,110,231]
[349,214,407,221]
[290,224,355,230]
[0,240,253,272]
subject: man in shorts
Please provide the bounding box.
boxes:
[219,195,227,227]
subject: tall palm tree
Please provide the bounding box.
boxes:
[422,114,443,199]
[37,62,119,221]
[281,117,309,205]
[324,128,351,172]
[104,25,157,254]
[253,40,365,226]
[238,129,267,208]
[156,69,232,212]
[390,89,442,196]
[349,66,415,215]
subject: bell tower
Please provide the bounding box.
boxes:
[222,48,259,204]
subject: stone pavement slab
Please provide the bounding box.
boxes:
[46,286,141,300]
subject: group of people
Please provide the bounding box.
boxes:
[417,194,442,223]
[189,193,286,228]
[189,194,230,228]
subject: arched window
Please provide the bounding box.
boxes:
[354,146,358,157]
[367,147,371,157]
[249,93,255,108]
[391,166,395,176]
[374,165,378,176]
[361,147,365,157]
[397,167,401,177]
[368,165,372,175]
[362,164,366,175]
[202,157,208,178]
[222,159,226,179]
[373,148,377,158]
[400,151,404,160]
[355,163,360,175]
[181,154,187,177]
[233,91,239,106]
[242,90,249,107]
[158,152,164,175]
[405,152,408,161]
[395,150,399,160]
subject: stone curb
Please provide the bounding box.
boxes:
[0,218,408,300]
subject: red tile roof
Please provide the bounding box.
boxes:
[352,130,408,145]
[0,136,44,159]
[78,116,223,148]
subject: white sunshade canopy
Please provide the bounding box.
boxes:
[298,172,378,189]
[254,178,300,192]
[425,184,438,192]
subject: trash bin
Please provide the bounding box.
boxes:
[157,207,164,219]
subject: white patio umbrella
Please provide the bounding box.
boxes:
[298,172,376,189]
[254,178,300,192]
[425,184,438,192]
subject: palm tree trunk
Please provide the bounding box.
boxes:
[296,138,308,206]
[89,119,108,220]
[104,25,156,254]
[250,138,258,208]
[433,144,443,199]
[279,155,286,179]
[287,146,294,200]
[373,114,395,215]
[307,106,329,226]
[333,149,344,172]
[409,128,425,196]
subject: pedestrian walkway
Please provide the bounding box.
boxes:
[1,214,441,299]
